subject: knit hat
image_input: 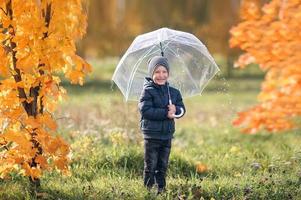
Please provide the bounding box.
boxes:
[148,56,169,77]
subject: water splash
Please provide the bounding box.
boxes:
[208,72,238,131]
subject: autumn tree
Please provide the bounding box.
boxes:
[230,0,301,133]
[0,0,91,188]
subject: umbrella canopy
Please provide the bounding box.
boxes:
[112,27,220,101]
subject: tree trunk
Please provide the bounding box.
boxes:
[226,56,234,78]
[5,0,51,191]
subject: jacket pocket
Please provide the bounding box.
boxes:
[163,119,175,133]
[141,119,162,132]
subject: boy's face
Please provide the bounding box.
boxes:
[152,65,169,85]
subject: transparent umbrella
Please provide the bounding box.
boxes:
[112,27,220,102]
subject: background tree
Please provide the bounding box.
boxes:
[230,0,301,133]
[0,0,91,189]
[78,0,241,62]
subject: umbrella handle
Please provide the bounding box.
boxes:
[169,99,184,118]
[172,107,185,118]
[167,84,184,118]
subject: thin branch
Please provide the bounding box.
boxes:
[1,144,10,151]
[16,119,32,135]
[0,7,7,15]
[56,116,72,121]
[38,3,52,114]
[1,139,12,151]
[5,0,29,108]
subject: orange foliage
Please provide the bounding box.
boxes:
[230,0,301,133]
[0,0,91,180]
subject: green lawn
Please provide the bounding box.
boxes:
[1,58,300,200]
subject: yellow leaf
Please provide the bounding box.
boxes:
[54,157,68,171]
[16,54,39,73]
[234,172,242,177]
[73,55,92,74]
[35,155,48,169]
[0,163,14,179]
[67,70,84,85]
[1,15,12,28]
[2,130,32,152]
[40,114,57,131]
[6,107,24,121]
[13,157,24,164]
[230,146,240,153]
[25,116,40,129]
[22,162,41,179]
[46,137,60,154]
[196,162,208,173]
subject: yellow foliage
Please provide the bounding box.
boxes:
[0,0,91,180]
[0,163,14,179]
[54,157,69,171]
[25,116,40,129]
[35,155,48,170]
[22,162,42,180]
[110,131,125,146]
[229,146,241,154]
[1,130,32,152]
[67,70,85,85]
[0,48,9,77]
[39,113,57,131]
[230,0,301,133]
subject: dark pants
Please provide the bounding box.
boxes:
[143,138,172,190]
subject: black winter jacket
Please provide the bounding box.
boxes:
[138,77,185,139]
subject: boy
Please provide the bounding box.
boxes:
[138,56,186,194]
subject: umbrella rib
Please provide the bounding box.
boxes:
[164,37,218,71]
[126,33,175,56]
[164,45,200,94]
[165,41,220,95]
[125,45,158,100]
[170,35,217,67]
[125,33,180,56]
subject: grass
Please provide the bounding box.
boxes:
[1,57,301,199]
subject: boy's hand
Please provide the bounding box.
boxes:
[168,104,176,114]
[167,110,175,119]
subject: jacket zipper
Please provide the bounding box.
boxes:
[158,85,172,133]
